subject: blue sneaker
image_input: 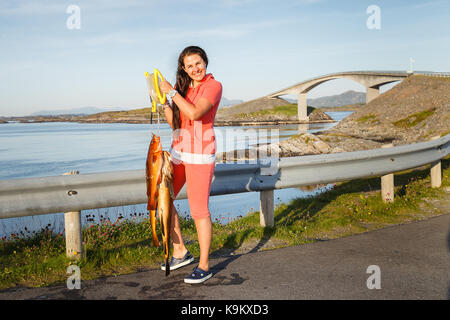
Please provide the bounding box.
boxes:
[184,267,213,284]
[161,251,194,271]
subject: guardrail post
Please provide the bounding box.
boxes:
[63,171,83,260]
[260,190,274,227]
[430,136,442,188]
[381,143,394,203]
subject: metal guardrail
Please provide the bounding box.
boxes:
[1,135,448,220]
[0,134,447,259]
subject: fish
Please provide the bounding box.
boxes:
[145,134,175,276]
[146,134,163,247]
[157,151,174,276]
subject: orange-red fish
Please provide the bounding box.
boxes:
[157,151,174,276]
[146,134,163,247]
[145,134,174,276]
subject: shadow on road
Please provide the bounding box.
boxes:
[210,157,450,284]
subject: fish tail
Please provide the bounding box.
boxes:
[165,256,170,276]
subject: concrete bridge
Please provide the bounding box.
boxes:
[266,70,412,121]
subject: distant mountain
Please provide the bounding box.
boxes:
[29,97,242,116]
[219,97,244,109]
[285,90,366,107]
[309,90,365,107]
[30,107,111,116]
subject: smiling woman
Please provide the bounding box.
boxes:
[158,46,223,284]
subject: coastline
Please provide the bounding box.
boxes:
[0,117,336,126]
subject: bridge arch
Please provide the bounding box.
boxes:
[266,71,410,121]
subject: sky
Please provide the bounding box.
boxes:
[0,0,449,116]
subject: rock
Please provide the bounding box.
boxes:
[216,133,334,162]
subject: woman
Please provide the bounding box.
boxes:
[159,46,222,284]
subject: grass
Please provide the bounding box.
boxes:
[356,113,378,124]
[231,104,316,118]
[0,156,448,291]
[392,108,436,128]
[87,107,165,120]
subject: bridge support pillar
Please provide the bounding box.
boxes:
[366,86,380,103]
[297,93,309,121]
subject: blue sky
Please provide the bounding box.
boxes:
[0,0,449,116]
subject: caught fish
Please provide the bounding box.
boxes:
[158,151,174,276]
[146,134,163,247]
[145,134,175,276]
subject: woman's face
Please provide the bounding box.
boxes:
[183,54,207,83]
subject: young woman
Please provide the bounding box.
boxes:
[159,46,222,284]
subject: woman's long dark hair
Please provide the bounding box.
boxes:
[172,46,209,130]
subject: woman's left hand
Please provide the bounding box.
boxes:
[159,80,174,94]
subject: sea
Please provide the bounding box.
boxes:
[0,111,352,238]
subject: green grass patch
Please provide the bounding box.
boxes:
[392,108,436,128]
[1,157,449,290]
[356,113,378,124]
[91,107,163,120]
[231,104,316,118]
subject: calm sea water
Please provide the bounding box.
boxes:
[0,111,352,238]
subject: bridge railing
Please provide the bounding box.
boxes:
[414,71,450,77]
[0,135,448,259]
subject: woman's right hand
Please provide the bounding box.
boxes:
[160,80,174,94]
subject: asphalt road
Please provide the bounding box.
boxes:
[1,213,449,300]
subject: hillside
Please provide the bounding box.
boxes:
[216,97,293,118]
[75,108,154,123]
[218,75,450,160]
[216,96,333,123]
[317,75,450,152]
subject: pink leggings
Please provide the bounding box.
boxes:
[172,161,215,219]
